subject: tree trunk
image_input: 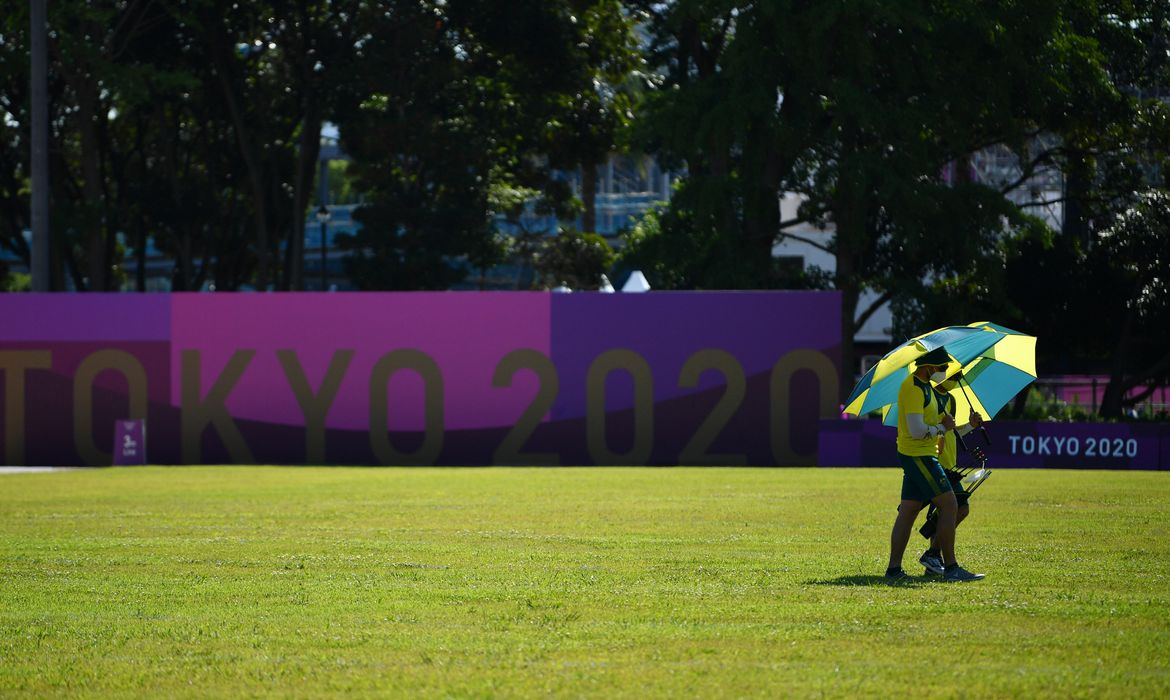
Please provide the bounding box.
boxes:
[742,135,785,287]
[76,82,107,291]
[743,185,780,286]
[172,232,193,291]
[832,170,868,402]
[582,162,597,233]
[235,122,271,290]
[1062,152,1090,247]
[63,244,85,291]
[1100,376,1128,418]
[1100,304,1137,418]
[135,217,147,292]
[290,104,323,290]
[837,249,860,403]
[209,33,271,290]
[48,154,67,291]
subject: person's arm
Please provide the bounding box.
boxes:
[900,382,935,439]
[955,411,984,436]
[906,413,945,439]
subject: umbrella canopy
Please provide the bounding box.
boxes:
[843,324,1009,418]
[882,322,1037,426]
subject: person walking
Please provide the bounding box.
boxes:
[918,372,984,575]
[884,347,985,582]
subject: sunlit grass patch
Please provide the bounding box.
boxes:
[1,466,1168,698]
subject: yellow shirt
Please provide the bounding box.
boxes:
[935,390,958,469]
[896,374,943,456]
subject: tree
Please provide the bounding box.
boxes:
[3,0,638,293]
[906,1,1170,397]
[1,1,167,290]
[1094,190,1170,417]
[532,228,615,290]
[331,0,500,290]
[624,0,1129,393]
[0,9,31,274]
[1,0,262,291]
[333,0,638,290]
[175,0,364,290]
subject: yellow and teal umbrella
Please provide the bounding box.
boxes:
[843,324,1007,417]
[880,322,1037,428]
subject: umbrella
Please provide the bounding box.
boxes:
[880,322,1037,430]
[842,324,1007,418]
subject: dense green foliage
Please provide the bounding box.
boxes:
[0,0,637,291]
[621,0,1169,389]
[334,0,636,290]
[880,1,1170,412]
[531,228,616,290]
[2,466,1168,697]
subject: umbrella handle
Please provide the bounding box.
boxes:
[957,375,992,446]
[957,375,978,412]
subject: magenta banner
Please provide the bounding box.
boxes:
[816,419,1170,470]
[0,292,841,466]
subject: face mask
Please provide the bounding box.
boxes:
[930,371,947,383]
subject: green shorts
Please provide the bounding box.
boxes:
[897,453,953,503]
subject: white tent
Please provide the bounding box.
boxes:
[621,270,651,293]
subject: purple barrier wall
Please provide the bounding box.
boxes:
[817,419,1170,470]
[0,292,842,466]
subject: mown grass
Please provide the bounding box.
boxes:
[1,466,1168,698]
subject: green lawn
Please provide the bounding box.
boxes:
[1,467,1168,698]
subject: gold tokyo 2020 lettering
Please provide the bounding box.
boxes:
[0,348,837,465]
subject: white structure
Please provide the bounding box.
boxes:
[772,193,894,351]
[621,270,651,293]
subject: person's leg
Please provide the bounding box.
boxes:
[941,495,985,581]
[931,490,959,566]
[891,453,943,576]
[921,468,984,581]
[888,499,924,572]
[930,503,969,551]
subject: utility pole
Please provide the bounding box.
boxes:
[30,0,50,291]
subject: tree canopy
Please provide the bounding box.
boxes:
[620,0,1155,391]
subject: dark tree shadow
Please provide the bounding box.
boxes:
[805,574,941,587]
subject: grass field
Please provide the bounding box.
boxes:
[2,466,1168,698]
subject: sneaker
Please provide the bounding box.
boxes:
[884,568,912,582]
[919,551,945,576]
[943,565,986,582]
